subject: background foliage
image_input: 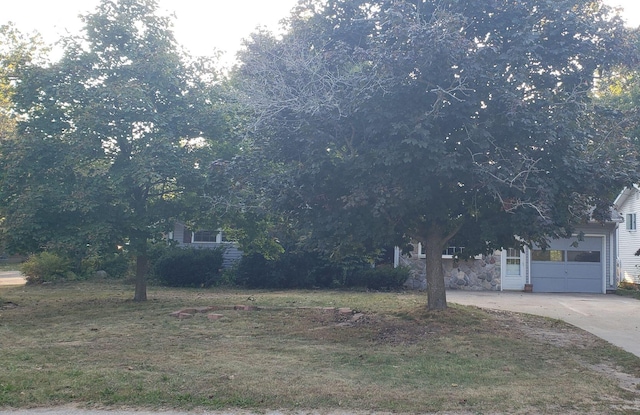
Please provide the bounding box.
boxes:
[152,246,226,287]
[234,0,639,308]
[234,250,410,290]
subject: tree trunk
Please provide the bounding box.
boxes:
[133,254,148,302]
[424,226,448,311]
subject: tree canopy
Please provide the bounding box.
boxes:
[596,27,640,140]
[236,0,639,309]
[0,0,226,300]
[0,24,46,141]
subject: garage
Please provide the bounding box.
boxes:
[530,236,604,293]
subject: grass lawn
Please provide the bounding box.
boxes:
[616,288,640,301]
[0,262,21,272]
[1,281,640,414]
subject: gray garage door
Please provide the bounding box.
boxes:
[530,236,603,293]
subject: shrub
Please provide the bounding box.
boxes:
[618,280,639,291]
[82,252,132,279]
[153,247,225,287]
[218,266,238,286]
[21,252,73,284]
[346,265,411,290]
[235,252,346,289]
[234,253,274,288]
[234,251,403,289]
[97,253,131,278]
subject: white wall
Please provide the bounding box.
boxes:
[618,189,640,284]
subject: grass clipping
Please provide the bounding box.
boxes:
[1,282,640,414]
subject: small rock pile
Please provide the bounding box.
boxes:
[169,305,360,322]
[170,304,258,320]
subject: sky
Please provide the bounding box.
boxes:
[2,0,640,66]
[2,0,299,66]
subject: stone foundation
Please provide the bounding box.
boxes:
[401,248,501,291]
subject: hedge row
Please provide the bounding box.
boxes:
[20,247,411,290]
[234,252,410,290]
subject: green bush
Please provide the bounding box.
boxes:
[218,266,238,286]
[97,253,131,278]
[235,252,345,289]
[82,252,132,279]
[234,253,273,288]
[21,252,73,284]
[153,247,225,287]
[346,265,411,290]
[234,251,408,290]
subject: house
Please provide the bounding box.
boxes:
[614,186,640,284]
[167,222,242,268]
[396,220,620,293]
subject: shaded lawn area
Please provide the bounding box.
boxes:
[1,281,640,414]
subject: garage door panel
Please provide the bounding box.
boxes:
[531,236,604,293]
[532,275,568,292]
[566,263,602,293]
[566,277,601,293]
[566,263,602,279]
[546,237,601,251]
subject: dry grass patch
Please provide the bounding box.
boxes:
[1,282,640,414]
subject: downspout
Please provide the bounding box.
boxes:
[394,246,400,269]
[526,246,531,285]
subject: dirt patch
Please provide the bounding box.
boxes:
[589,363,640,393]
[1,300,19,309]
[483,307,640,408]
[583,363,640,415]
[485,308,602,349]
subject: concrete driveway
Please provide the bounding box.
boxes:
[447,290,640,358]
[0,270,25,286]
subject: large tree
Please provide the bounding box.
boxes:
[1,0,225,300]
[0,24,46,141]
[236,0,639,309]
[596,27,640,138]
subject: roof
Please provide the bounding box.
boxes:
[614,185,640,211]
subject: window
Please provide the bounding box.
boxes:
[567,250,600,263]
[531,249,565,262]
[627,213,637,231]
[505,248,521,275]
[417,242,481,259]
[193,230,220,243]
[532,245,601,263]
[442,245,466,257]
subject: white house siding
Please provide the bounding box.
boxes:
[616,188,640,284]
[170,222,242,268]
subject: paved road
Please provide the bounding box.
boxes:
[447,290,640,358]
[0,270,25,287]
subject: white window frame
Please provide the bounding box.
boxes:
[626,213,637,231]
[504,248,523,276]
[417,242,482,260]
[500,247,526,291]
[192,230,223,244]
